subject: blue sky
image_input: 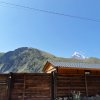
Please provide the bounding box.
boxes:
[0,0,100,58]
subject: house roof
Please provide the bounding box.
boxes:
[48,61,100,69]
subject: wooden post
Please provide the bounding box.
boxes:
[23,73,25,100]
[84,74,88,97]
[51,71,57,100]
[7,72,13,100]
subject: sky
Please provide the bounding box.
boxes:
[0,0,100,58]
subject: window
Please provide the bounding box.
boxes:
[84,70,91,75]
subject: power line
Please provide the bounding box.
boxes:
[0,1,100,22]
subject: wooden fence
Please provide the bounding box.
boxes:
[0,72,100,100]
[0,74,8,100]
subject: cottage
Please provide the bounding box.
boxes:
[43,61,100,75]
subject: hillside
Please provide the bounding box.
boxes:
[0,52,4,57]
[0,47,100,73]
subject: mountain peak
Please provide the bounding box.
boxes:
[72,51,86,60]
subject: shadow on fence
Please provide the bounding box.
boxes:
[55,96,100,100]
[55,93,100,100]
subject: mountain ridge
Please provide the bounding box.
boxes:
[0,47,100,73]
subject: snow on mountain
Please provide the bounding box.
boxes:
[72,51,87,60]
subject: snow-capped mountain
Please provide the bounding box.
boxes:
[72,51,86,60]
